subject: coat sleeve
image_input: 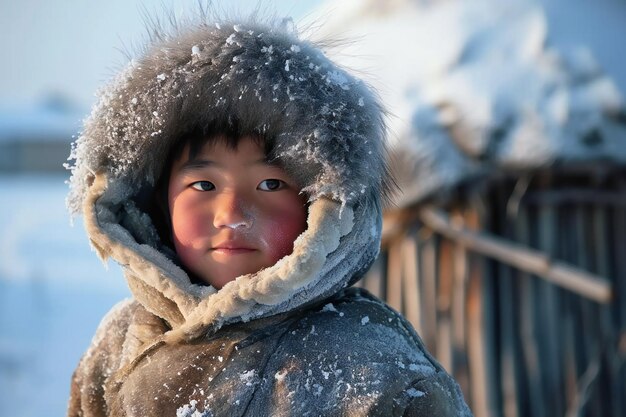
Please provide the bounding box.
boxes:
[66,299,138,417]
[395,371,473,416]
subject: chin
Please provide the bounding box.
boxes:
[208,273,248,290]
[200,263,268,289]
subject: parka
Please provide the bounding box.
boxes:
[66,13,472,417]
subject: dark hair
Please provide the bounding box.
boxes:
[150,119,276,251]
[165,122,274,172]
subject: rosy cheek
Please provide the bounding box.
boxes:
[171,198,208,248]
[173,218,198,247]
[261,204,307,263]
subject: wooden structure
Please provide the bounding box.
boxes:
[360,168,626,417]
[312,0,626,415]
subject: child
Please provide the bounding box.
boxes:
[66,12,472,417]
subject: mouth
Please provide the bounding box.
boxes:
[211,247,256,255]
[211,241,256,255]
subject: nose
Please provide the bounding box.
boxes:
[213,191,252,230]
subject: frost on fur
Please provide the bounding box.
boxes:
[66,16,393,216]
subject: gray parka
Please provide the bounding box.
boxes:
[66,14,472,417]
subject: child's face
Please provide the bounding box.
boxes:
[167,135,308,289]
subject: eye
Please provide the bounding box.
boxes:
[190,181,215,191]
[257,179,285,191]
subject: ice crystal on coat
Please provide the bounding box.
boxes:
[275,370,287,382]
[240,370,257,386]
[322,303,338,313]
[176,400,212,417]
[406,388,425,398]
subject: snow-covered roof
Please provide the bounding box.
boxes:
[305,0,626,207]
[0,96,84,144]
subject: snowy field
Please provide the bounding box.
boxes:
[0,174,129,416]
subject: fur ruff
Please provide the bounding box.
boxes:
[67,17,393,214]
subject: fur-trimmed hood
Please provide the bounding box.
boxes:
[67,16,391,343]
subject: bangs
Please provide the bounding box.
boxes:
[169,119,272,167]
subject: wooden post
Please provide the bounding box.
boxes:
[364,256,384,299]
[516,205,546,417]
[402,232,422,334]
[387,238,403,312]
[537,192,565,417]
[575,206,602,417]
[614,178,626,416]
[498,184,521,417]
[593,204,619,417]
[560,206,579,417]
[465,199,497,417]
[437,235,454,373]
[451,209,469,398]
[420,229,438,355]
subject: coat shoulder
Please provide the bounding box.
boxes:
[67,298,169,416]
[243,288,473,416]
[317,288,473,416]
[301,288,442,370]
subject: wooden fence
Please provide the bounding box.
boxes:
[360,169,626,417]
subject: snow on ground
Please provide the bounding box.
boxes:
[0,174,129,417]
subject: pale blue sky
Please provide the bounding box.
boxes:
[3,0,624,111]
[1,0,323,108]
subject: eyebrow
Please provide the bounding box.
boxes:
[178,157,275,174]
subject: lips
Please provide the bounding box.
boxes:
[212,248,256,255]
[211,240,256,255]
